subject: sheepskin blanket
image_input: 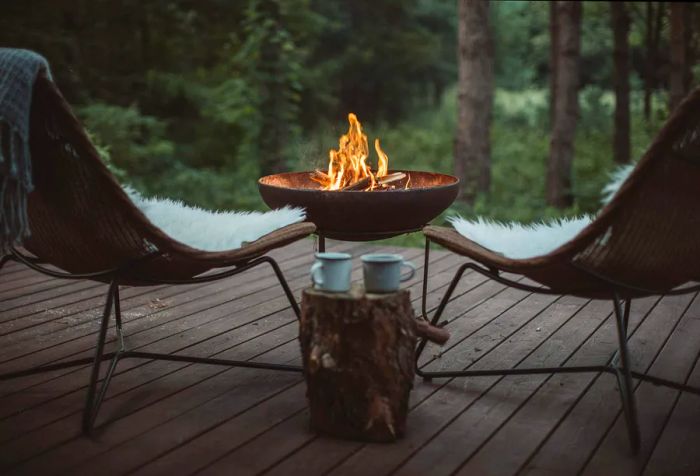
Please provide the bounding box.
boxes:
[449,164,634,259]
[125,188,305,252]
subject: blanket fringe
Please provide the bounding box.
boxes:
[0,121,33,255]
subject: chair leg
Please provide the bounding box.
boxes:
[421,238,431,321]
[262,256,301,318]
[612,294,641,453]
[82,280,122,434]
[415,247,471,378]
[0,254,14,272]
[113,284,126,351]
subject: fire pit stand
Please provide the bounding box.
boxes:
[315,228,424,252]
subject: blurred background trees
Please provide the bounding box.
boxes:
[1,0,698,239]
[455,0,493,204]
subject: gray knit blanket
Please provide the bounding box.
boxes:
[0,49,51,254]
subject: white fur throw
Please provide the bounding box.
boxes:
[449,164,635,259]
[600,163,635,205]
[125,188,305,252]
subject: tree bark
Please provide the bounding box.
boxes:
[669,3,688,111]
[299,286,416,442]
[611,1,631,164]
[643,3,667,120]
[643,2,654,120]
[454,0,494,204]
[685,5,696,92]
[546,1,582,208]
[549,1,559,128]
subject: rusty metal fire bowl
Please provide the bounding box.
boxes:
[258,170,459,241]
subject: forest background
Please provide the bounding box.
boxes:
[2,1,698,246]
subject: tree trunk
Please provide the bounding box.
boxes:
[546,1,582,208]
[549,1,559,128]
[611,1,631,164]
[299,286,416,442]
[669,3,688,111]
[454,0,494,204]
[644,2,654,120]
[684,4,696,92]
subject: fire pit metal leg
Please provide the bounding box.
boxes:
[421,238,430,320]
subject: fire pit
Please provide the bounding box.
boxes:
[258,113,459,241]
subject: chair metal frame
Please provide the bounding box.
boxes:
[0,248,303,434]
[416,238,700,453]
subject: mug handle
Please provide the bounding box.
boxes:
[311,262,324,287]
[400,260,417,282]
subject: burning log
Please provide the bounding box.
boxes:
[311,113,394,191]
[340,176,372,191]
[378,172,407,187]
[341,172,407,191]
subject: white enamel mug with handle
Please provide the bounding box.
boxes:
[310,252,352,293]
[361,253,416,293]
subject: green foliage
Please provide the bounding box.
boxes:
[78,103,175,185]
[235,0,306,175]
[3,0,697,249]
[492,1,549,90]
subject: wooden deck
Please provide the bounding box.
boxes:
[0,239,699,476]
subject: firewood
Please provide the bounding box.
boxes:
[342,176,373,191]
[415,319,450,345]
[341,172,407,191]
[378,172,406,186]
[311,170,329,182]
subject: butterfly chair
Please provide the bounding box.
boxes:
[417,87,700,453]
[0,72,316,433]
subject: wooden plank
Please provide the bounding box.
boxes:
[521,293,696,475]
[0,243,374,439]
[0,244,438,404]
[0,262,37,278]
[0,238,322,341]
[164,275,532,476]
[0,240,360,394]
[0,280,104,321]
[0,245,406,472]
[642,351,700,476]
[441,297,660,476]
[0,240,357,363]
[0,274,59,299]
[392,299,612,476]
[312,296,584,475]
[130,384,310,476]
[122,252,463,476]
[258,292,566,476]
[0,239,326,403]
[0,238,315,327]
[2,247,446,474]
[580,294,700,475]
[2,244,698,476]
[197,410,313,476]
[2,319,304,473]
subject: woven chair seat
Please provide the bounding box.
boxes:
[423,225,609,298]
[20,72,315,285]
[427,87,700,299]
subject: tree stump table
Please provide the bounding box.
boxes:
[299,284,416,442]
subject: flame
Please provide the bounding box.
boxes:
[312,113,390,190]
[374,139,389,178]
